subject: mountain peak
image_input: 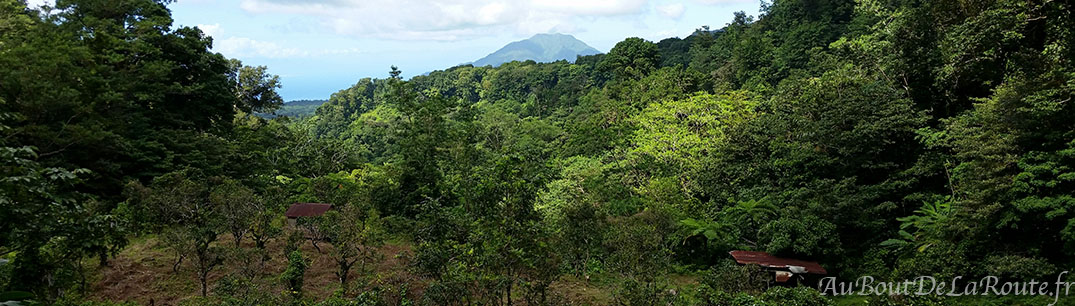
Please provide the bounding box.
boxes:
[472,33,601,67]
[529,33,572,38]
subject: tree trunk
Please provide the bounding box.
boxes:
[172,253,185,274]
[254,237,270,263]
[200,270,209,297]
[78,258,87,293]
[505,267,514,306]
[98,250,110,267]
[340,269,349,286]
[337,260,351,286]
[506,280,513,306]
[233,231,243,248]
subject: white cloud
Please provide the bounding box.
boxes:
[530,0,648,15]
[24,0,53,8]
[237,0,655,40]
[693,0,755,4]
[650,29,679,39]
[213,37,362,58]
[214,37,302,58]
[656,3,685,19]
[197,24,222,38]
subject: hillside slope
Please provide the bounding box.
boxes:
[472,33,601,67]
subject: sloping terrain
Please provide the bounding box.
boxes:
[472,33,601,67]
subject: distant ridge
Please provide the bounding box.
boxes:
[257,99,327,119]
[472,33,602,67]
[284,99,328,107]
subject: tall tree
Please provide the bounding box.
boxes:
[317,206,385,286]
[135,172,227,297]
[211,179,259,247]
[229,59,284,114]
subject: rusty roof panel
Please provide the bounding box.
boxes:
[729,250,827,275]
[285,203,333,218]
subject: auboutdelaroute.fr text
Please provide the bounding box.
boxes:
[818,271,1075,305]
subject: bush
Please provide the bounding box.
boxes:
[694,285,832,306]
[381,215,415,241]
[56,300,140,306]
[982,255,1057,280]
[861,294,949,306]
[699,259,769,294]
[316,295,377,306]
[759,287,832,306]
[891,242,972,280]
[211,275,281,305]
[612,277,680,306]
[284,229,303,256]
[694,289,768,306]
[280,250,308,300]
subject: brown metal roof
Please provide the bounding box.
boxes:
[285,203,333,218]
[729,250,827,275]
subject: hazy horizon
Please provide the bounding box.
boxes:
[28,0,763,100]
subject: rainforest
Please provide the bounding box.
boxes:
[1,0,1074,305]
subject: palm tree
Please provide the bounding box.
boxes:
[723,198,778,248]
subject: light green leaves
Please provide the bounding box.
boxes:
[630,91,756,186]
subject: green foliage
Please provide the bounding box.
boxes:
[314,78,386,138]
[631,91,756,182]
[678,218,736,252]
[211,179,260,247]
[598,37,660,81]
[538,158,614,275]
[317,206,386,287]
[229,59,284,114]
[281,250,308,300]
[698,259,768,294]
[265,99,327,118]
[0,134,116,299]
[605,208,677,293]
[134,172,232,297]
[611,277,680,306]
[0,0,267,205]
[5,0,1075,303]
[0,290,33,305]
[758,287,832,306]
[211,274,281,305]
[537,156,636,221]
[882,198,953,252]
[249,187,284,260]
[695,286,832,306]
[857,294,949,306]
[1,1,289,299]
[760,214,841,258]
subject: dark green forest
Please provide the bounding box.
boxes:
[2,0,1074,305]
[260,100,327,119]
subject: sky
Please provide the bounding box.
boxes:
[28,0,764,100]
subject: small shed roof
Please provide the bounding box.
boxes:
[729,250,827,275]
[285,203,333,218]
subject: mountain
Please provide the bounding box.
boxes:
[258,99,327,119]
[471,33,602,67]
[284,99,329,107]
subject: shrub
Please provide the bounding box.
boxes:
[759,287,832,306]
[211,275,282,305]
[699,259,769,294]
[280,250,308,300]
[694,289,769,306]
[694,286,833,306]
[612,277,680,306]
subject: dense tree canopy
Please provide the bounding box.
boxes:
[2,0,1074,304]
